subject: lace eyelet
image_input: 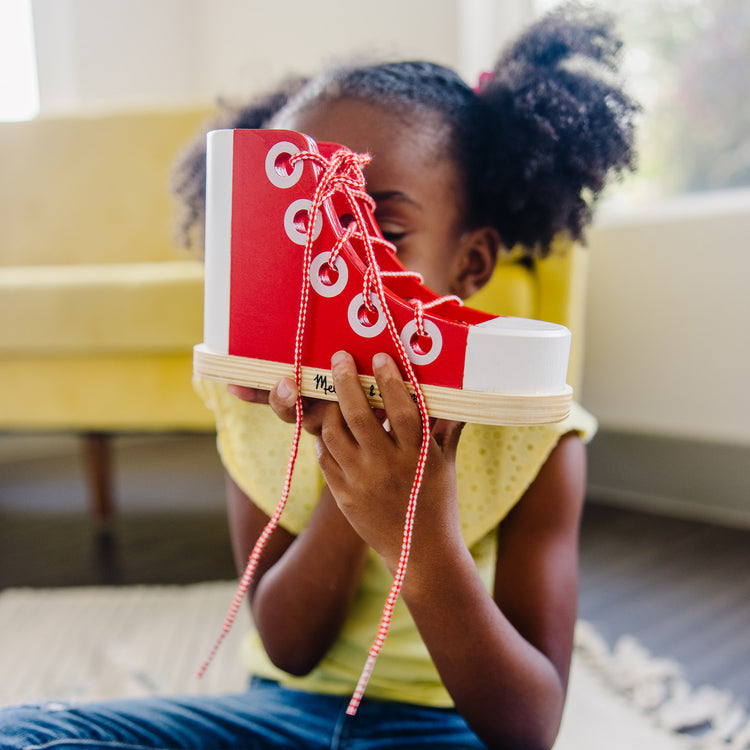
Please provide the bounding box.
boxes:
[284,199,323,245]
[310,253,348,297]
[265,141,304,188]
[348,293,387,338]
[400,319,442,365]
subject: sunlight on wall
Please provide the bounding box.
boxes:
[0,0,39,121]
[535,0,750,204]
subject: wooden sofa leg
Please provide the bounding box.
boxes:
[82,432,115,523]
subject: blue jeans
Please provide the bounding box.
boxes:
[0,678,486,749]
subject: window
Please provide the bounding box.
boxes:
[535,0,750,204]
[0,0,39,121]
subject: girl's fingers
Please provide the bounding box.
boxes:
[242,378,326,435]
[329,351,382,444]
[371,353,423,445]
[227,384,270,405]
[319,398,358,469]
[431,418,465,463]
[267,377,299,424]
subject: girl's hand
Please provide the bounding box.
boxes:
[314,350,465,570]
[228,380,328,436]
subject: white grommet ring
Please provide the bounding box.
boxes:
[400,319,442,365]
[310,253,348,298]
[265,141,303,188]
[348,293,387,338]
[284,199,323,246]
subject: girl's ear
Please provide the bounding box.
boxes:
[450,227,501,299]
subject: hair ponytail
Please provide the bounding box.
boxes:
[474,2,639,253]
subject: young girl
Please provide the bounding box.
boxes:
[1,4,637,749]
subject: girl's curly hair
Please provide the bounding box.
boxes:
[476,1,639,251]
[171,2,638,257]
[170,76,308,253]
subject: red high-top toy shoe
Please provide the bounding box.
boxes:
[193,129,573,426]
[195,130,575,712]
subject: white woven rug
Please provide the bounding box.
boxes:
[1,582,746,749]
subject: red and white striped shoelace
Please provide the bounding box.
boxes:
[199,148,458,716]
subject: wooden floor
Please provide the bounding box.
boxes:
[578,503,750,705]
[1,434,749,706]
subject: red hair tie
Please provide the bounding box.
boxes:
[473,70,494,93]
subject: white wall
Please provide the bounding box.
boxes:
[30,0,534,115]
[582,189,750,446]
[32,0,197,113]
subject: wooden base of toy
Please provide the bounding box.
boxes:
[194,344,572,426]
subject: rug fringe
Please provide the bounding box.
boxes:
[575,621,750,749]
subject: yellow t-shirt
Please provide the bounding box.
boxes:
[195,377,597,707]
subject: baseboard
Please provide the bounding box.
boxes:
[587,484,750,530]
[586,430,750,529]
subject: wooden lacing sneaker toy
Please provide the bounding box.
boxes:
[194,129,573,714]
[193,129,573,427]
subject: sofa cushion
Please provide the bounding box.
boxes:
[0,261,203,355]
[0,352,213,431]
[0,110,210,267]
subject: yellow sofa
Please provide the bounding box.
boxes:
[0,108,587,520]
[0,110,215,520]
